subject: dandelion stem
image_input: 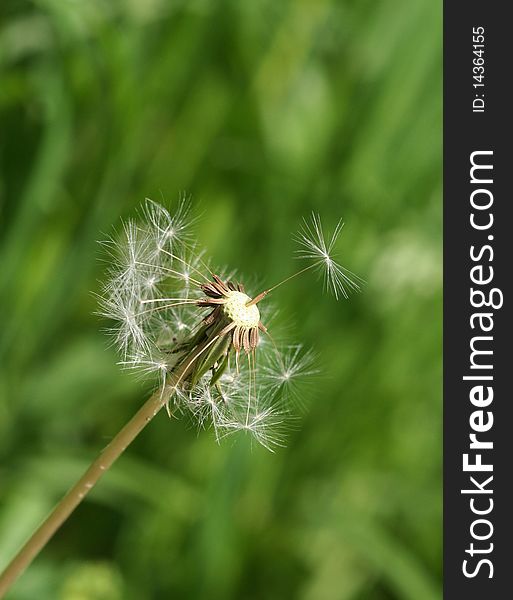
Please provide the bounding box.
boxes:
[0,338,212,598]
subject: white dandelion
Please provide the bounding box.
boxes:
[98,200,362,449]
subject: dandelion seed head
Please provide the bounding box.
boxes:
[99,199,359,450]
[223,291,260,328]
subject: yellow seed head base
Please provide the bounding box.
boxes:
[197,275,267,353]
[223,291,260,328]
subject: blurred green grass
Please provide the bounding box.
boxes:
[0,1,441,599]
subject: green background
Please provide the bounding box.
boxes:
[0,1,441,598]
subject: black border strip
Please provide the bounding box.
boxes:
[444,3,511,597]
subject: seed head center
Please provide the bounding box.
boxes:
[223,291,260,328]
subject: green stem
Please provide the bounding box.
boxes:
[0,341,207,598]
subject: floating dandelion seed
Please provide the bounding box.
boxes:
[294,213,364,300]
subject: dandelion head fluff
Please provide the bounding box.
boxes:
[99,200,361,450]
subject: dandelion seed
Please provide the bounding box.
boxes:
[262,345,318,408]
[294,213,363,300]
[216,401,290,452]
[98,285,150,357]
[118,353,169,394]
[143,196,196,253]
